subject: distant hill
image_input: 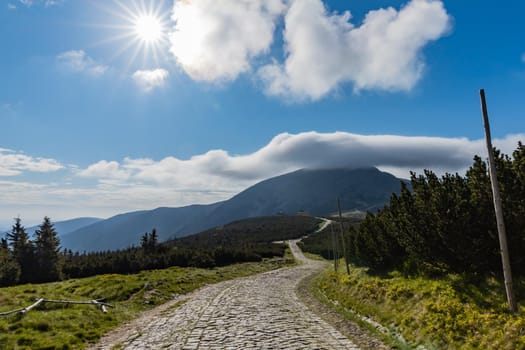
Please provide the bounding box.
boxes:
[61,204,223,252]
[26,217,103,238]
[61,167,404,252]
[174,215,322,248]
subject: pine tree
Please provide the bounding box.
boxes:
[34,217,62,282]
[141,228,158,253]
[0,237,20,286]
[149,228,158,252]
[141,232,150,250]
[6,217,34,283]
[510,143,525,271]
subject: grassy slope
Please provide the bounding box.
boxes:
[314,263,525,349]
[174,215,321,246]
[0,257,293,349]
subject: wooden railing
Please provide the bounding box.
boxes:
[0,298,114,316]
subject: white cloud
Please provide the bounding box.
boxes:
[56,50,108,77]
[132,69,169,92]
[259,0,450,100]
[18,0,62,7]
[169,0,286,82]
[77,131,525,189]
[0,148,64,177]
[44,0,61,6]
[166,0,450,100]
[2,132,524,225]
[77,160,130,180]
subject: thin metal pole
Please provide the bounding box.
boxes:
[337,198,350,275]
[480,89,517,313]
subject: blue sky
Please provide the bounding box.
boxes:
[1,0,524,227]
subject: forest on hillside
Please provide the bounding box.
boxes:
[303,143,525,277]
[0,215,320,286]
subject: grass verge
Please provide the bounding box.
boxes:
[314,264,525,349]
[0,257,293,349]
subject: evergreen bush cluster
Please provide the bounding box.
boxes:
[349,143,525,276]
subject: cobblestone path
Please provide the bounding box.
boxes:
[93,240,360,349]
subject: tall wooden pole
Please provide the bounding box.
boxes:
[337,198,350,275]
[330,223,338,272]
[480,89,517,313]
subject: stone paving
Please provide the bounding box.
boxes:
[92,240,360,349]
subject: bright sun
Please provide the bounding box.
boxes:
[96,1,170,67]
[135,15,162,43]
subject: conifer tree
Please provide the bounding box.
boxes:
[149,228,158,251]
[6,217,34,283]
[141,231,150,251]
[34,217,62,282]
[0,237,20,286]
[141,228,158,253]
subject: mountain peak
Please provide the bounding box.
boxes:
[61,167,403,252]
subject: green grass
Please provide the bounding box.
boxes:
[0,257,293,349]
[301,251,327,262]
[314,261,525,349]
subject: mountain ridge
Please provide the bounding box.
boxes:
[61,167,404,252]
[24,217,103,238]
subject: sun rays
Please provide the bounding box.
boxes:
[90,0,171,70]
